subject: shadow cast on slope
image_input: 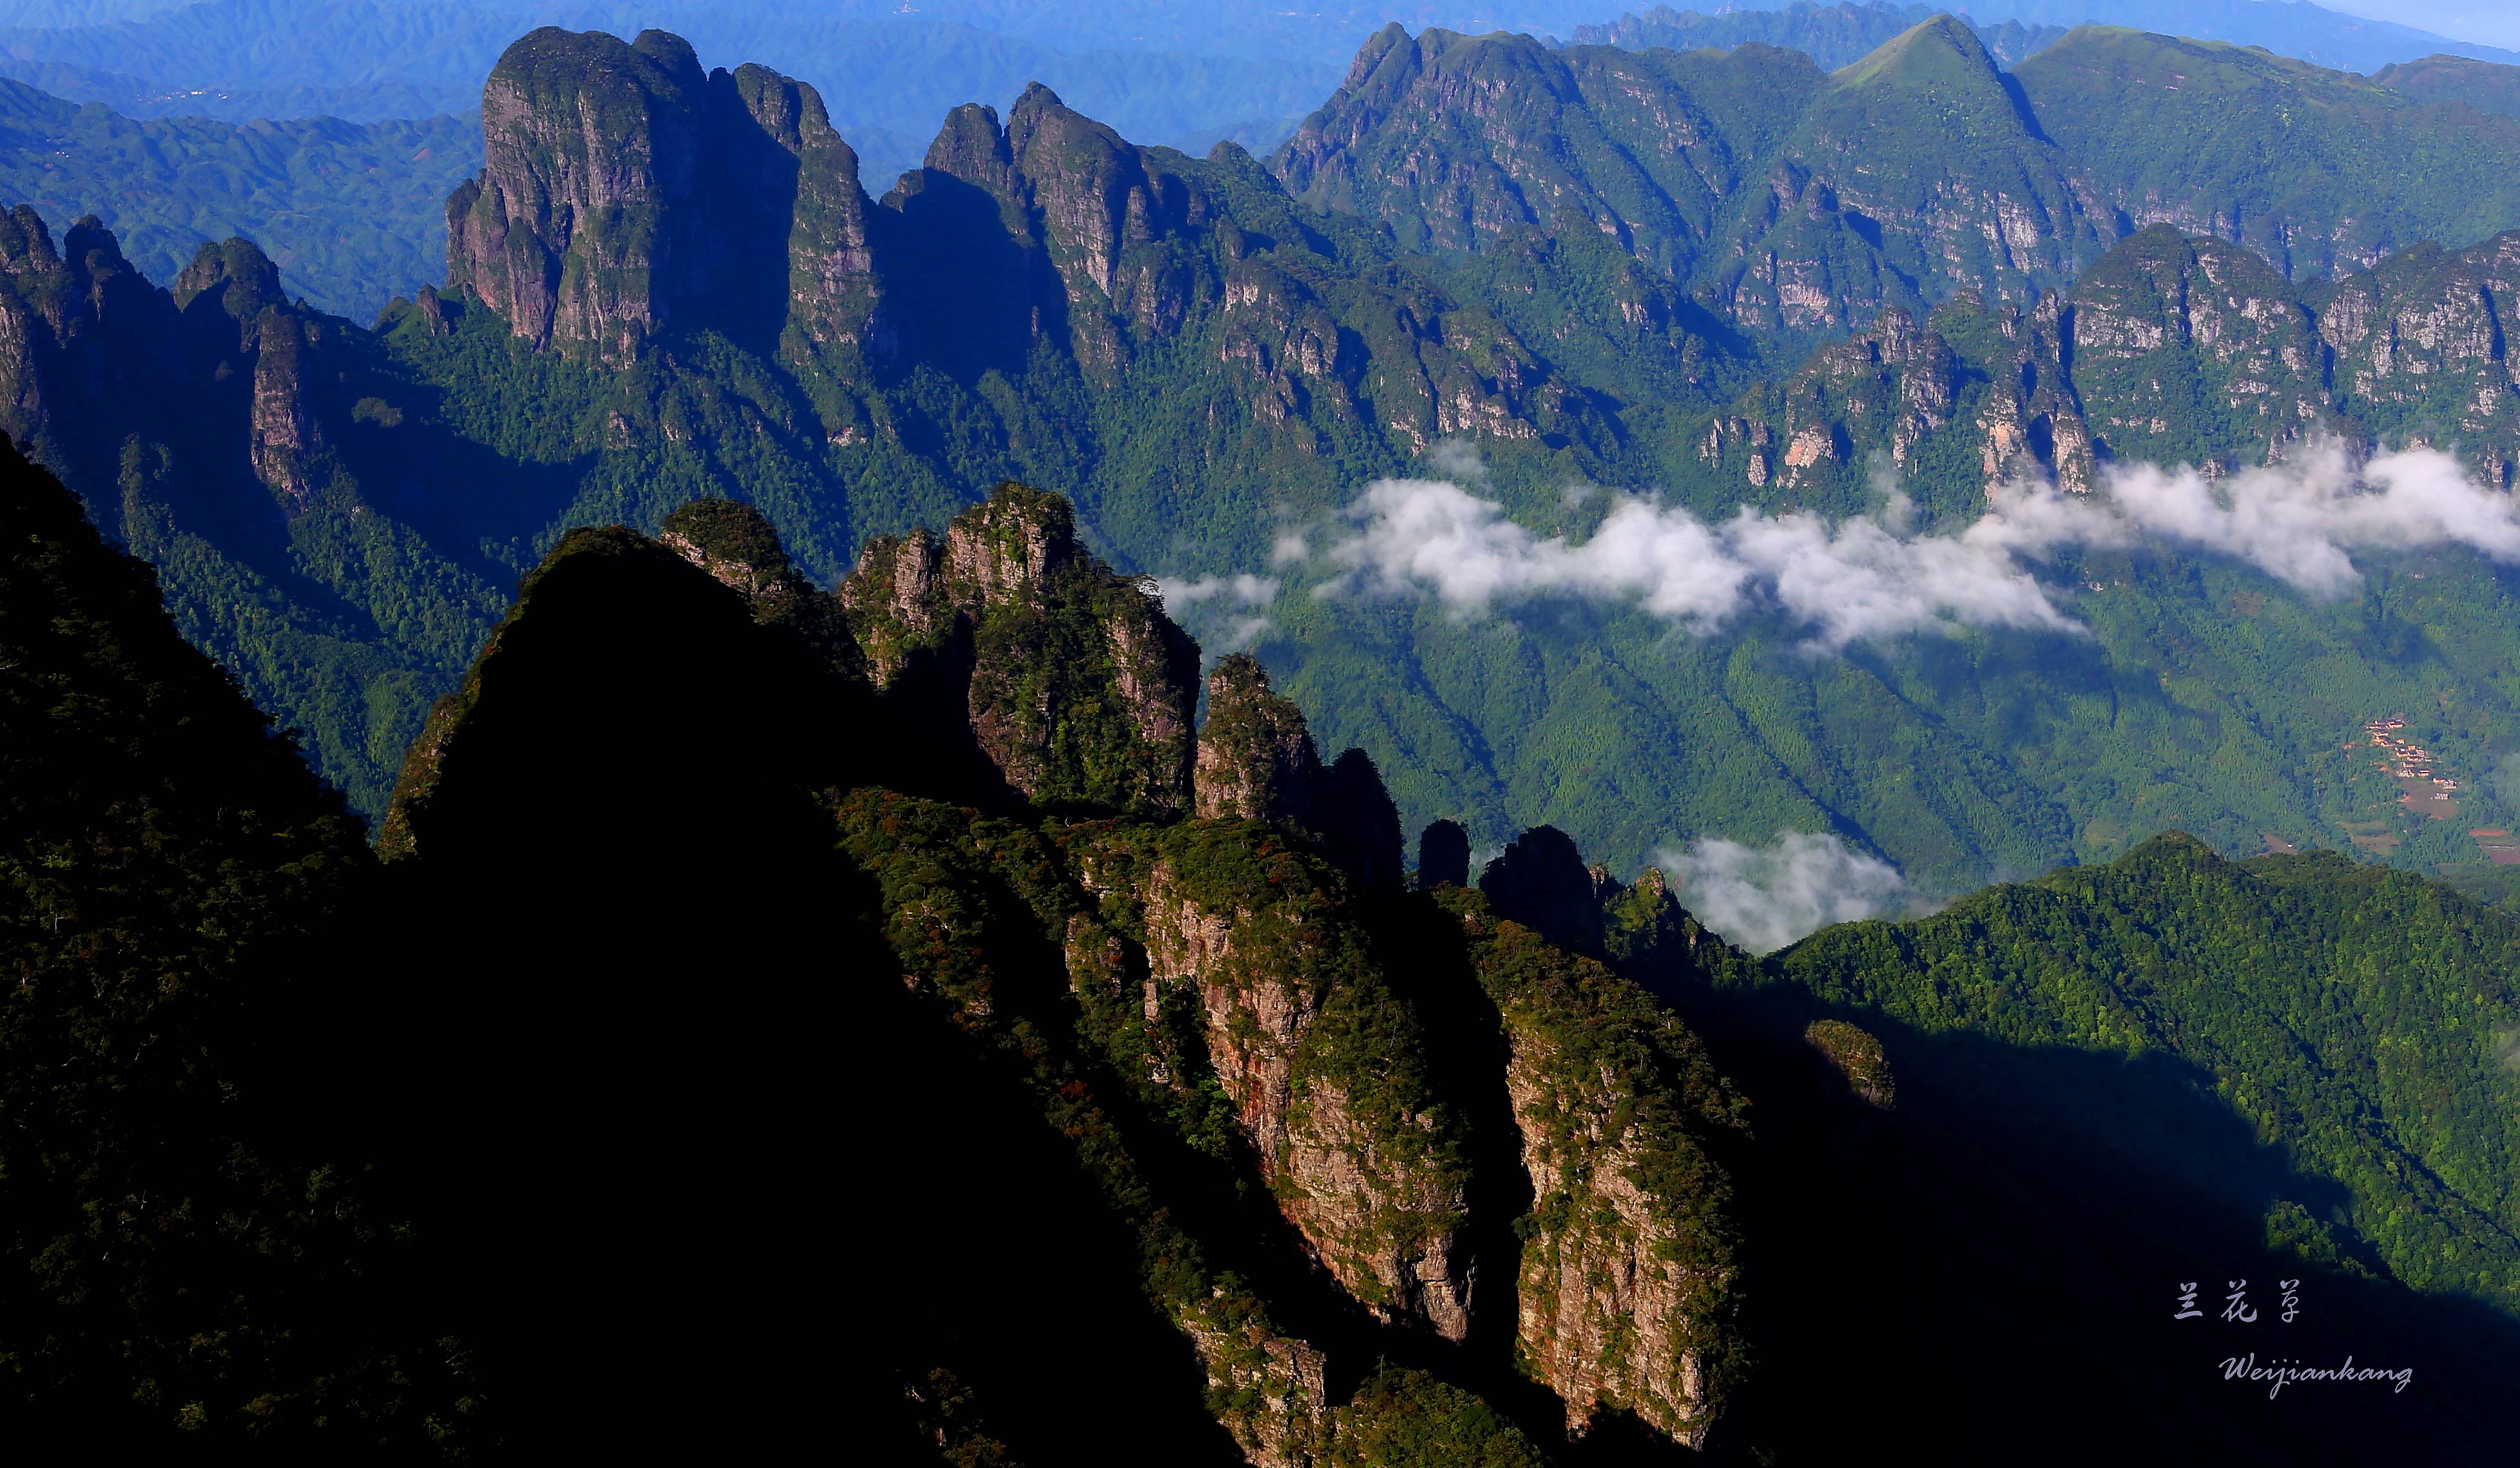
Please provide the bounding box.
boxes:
[1661,977,2520,1466]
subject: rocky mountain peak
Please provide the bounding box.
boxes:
[1343,20,1413,92]
[943,479,1080,606]
[1194,651,1321,826]
[658,498,801,602]
[841,481,1196,817]
[1479,824,1611,957]
[1837,11,2003,88]
[921,101,1022,204]
[173,237,286,317]
[446,26,870,366]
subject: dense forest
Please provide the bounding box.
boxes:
[4,20,2520,926]
[3,447,2513,1458]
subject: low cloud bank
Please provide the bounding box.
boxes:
[1155,572,1280,652]
[1308,445,2520,650]
[1657,832,1924,954]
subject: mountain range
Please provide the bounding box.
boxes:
[1,3,2517,322]
[1576,0,2520,71]
[2,20,2517,908]
[1,9,2518,1458]
[3,421,2513,1456]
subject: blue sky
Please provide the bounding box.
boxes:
[2315,1,2520,48]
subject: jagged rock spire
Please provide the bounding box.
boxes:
[839,481,1199,816]
[1479,824,1610,957]
[446,27,879,365]
[1194,652,1321,826]
[1416,819,1470,889]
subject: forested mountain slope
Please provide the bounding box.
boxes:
[0,77,479,317]
[1280,20,2520,325]
[0,437,482,1451]
[6,455,2514,1458]
[5,21,2520,915]
[1569,1,2071,69]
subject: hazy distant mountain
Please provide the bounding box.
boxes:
[1964,0,2520,71]
[0,1,1343,181]
[0,75,479,316]
[1578,0,2519,73]
[2374,50,2520,115]
[1570,2,2072,67]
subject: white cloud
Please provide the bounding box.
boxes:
[1315,476,2062,648]
[1155,573,1281,652]
[1308,445,2520,649]
[1422,436,1489,485]
[1657,832,1923,954]
[1216,614,1273,652]
[1155,572,1280,610]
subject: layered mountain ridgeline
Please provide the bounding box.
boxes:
[1280,20,2520,332]
[9,20,2520,903]
[2374,52,2520,119]
[381,479,1757,1461]
[0,75,481,319]
[15,450,2516,1459]
[1972,0,2520,72]
[1566,1,2071,70]
[0,0,1343,169]
[1576,0,2520,74]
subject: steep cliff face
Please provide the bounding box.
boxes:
[0,213,377,530]
[1465,905,1747,1446]
[840,481,1200,815]
[0,209,180,505]
[1078,821,1478,1344]
[1280,20,2520,343]
[2067,227,2339,473]
[1278,19,2102,331]
[447,27,1606,469]
[2316,231,2520,485]
[447,28,879,365]
[1715,17,2107,332]
[1274,26,1815,279]
[1701,302,1960,490]
[1196,652,1323,826]
[1697,215,2520,507]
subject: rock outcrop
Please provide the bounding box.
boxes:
[658,498,870,695]
[1805,1018,1897,1109]
[1463,901,1747,1447]
[1278,19,2104,332]
[840,481,1200,815]
[446,28,881,365]
[1102,828,1476,1343]
[2067,227,2339,474]
[1480,825,1612,958]
[1195,653,1323,826]
[0,214,325,524]
[2316,231,2520,486]
[445,28,1602,463]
